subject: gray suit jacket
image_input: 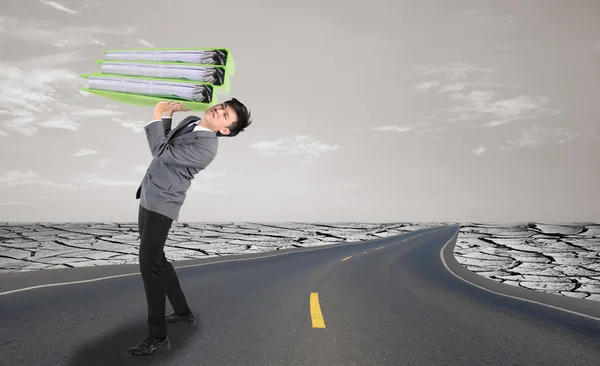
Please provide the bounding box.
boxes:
[135,115,218,222]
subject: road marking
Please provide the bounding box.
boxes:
[363,251,367,254]
[439,229,600,324]
[375,247,383,250]
[310,292,326,328]
[342,256,352,261]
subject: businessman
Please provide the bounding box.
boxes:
[126,98,252,357]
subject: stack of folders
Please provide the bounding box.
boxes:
[79,48,235,111]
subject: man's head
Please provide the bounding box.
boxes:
[200,98,252,137]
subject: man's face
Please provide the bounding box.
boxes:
[202,103,238,135]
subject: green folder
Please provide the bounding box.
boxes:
[94,60,231,95]
[81,48,234,110]
[79,73,219,111]
[103,47,236,76]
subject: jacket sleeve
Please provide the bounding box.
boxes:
[145,117,173,154]
[145,121,215,168]
[146,117,173,137]
[161,117,173,136]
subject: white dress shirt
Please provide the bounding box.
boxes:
[147,112,213,132]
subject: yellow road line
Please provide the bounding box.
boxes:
[342,256,352,261]
[310,293,326,328]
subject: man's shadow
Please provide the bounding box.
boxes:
[67,312,203,366]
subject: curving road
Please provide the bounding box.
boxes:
[1,225,599,366]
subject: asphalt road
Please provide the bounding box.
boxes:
[1,225,600,366]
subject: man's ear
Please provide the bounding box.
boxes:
[219,128,231,135]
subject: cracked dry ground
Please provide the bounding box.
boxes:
[456,222,600,301]
[0,222,438,272]
[0,222,599,301]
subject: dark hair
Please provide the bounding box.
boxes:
[217,97,252,137]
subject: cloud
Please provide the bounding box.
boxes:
[201,171,227,179]
[413,63,495,80]
[0,170,143,190]
[0,170,75,188]
[132,165,148,173]
[444,91,556,127]
[1,113,39,136]
[0,62,95,135]
[249,135,339,157]
[189,180,227,194]
[0,17,154,136]
[473,145,486,155]
[0,201,32,206]
[501,126,580,151]
[414,81,440,92]
[412,63,560,129]
[486,94,545,118]
[0,16,136,48]
[71,109,125,117]
[73,149,99,157]
[0,63,79,108]
[38,0,80,15]
[79,89,94,97]
[94,158,111,168]
[420,126,446,133]
[188,170,228,194]
[23,51,87,67]
[0,61,129,135]
[455,8,517,34]
[557,131,579,144]
[0,170,39,183]
[360,125,413,133]
[70,176,138,188]
[111,117,147,133]
[502,127,545,150]
[439,83,468,92]
[37,117,79,130]
[457,8,481,17]
[138,39,155,47]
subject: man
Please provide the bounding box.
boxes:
[125,98,252,357]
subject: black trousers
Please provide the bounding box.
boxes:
[137,204,191,338]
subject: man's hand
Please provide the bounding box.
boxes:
[153,101,191,120]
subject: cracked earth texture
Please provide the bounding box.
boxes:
[0,222,598,301]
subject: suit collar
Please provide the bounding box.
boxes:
[169,116,217,142]
[168,116,200,141]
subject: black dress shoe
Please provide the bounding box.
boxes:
[125,335,170,357]
[165,311,196,325]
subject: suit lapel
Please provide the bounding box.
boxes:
[167,116,200,142]
[170,130,217,145]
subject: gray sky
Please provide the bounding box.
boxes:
[0,0,598,223]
